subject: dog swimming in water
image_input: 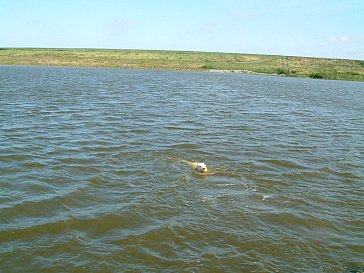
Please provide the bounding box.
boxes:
[180,159,208,173]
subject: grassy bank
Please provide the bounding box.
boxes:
[1,48,364,81]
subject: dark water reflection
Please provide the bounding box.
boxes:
[0,66,363,272]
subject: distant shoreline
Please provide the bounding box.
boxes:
[208,69,287,77]
[1,48,363,81]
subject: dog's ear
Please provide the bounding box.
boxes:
[191,162,198,169]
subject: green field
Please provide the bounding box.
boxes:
[1,48,364,81]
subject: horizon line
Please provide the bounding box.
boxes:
[1,47,362,61]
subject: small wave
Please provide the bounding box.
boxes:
[319,166,360,179]
[129,129,148,134]
[259,159,306,169]
[0,183,88,227]
[283,170,323,179]
[216,183,237,187]
[21,161,47,168]
[0,154,34,162]
[164,126,199,131]
[166,143,199,149]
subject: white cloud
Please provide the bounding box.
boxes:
[329,35,350,43]
[231,11,260,18]
[104,18,137,35]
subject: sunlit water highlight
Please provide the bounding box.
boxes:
[0,66,363,272]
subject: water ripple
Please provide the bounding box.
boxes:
[0,66,363,272]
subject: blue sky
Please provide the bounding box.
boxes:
[1,0,363,59]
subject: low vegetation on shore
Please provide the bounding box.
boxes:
[1,48,363,81]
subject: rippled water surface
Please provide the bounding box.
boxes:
[1,66,363,272]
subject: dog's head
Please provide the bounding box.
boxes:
[196,162,208,173]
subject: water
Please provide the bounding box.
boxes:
[0,66,363,272]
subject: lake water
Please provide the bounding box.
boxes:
[0,66,363,272]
